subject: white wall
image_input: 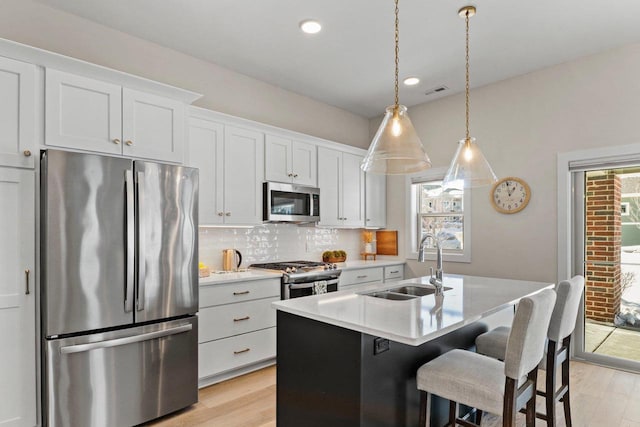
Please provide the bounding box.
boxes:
[0,0,370,148]
[378,43,640,283]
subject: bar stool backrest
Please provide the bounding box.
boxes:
[547,275,585,343]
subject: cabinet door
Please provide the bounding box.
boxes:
[291,140,317,186]
[264,134,292,183]
[122,88,184,163]
[365,172,386,228]
[187,117,224,225]
[45,69,122,155]
[317,147,342,227]
[223,126,264,225]
[341,152,365,227]
[0,168,35,426]
[0,57,35,168]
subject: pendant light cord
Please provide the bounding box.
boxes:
[465,9,470,141]
[394,0,399,109]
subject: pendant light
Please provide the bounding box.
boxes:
[361,0,431,175]
[443,6,497,189]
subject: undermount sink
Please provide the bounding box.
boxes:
[363,284,453,301]
[388,285,453,296]
[364,291,417,301]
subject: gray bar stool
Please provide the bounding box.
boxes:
[417,289,557,427]
[475,276,584,426]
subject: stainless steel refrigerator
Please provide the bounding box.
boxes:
[41,149,199,427]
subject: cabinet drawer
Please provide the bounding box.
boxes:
[339,267,383,287]
[200,278,280,308]
[199,327,276,379]
[199,298,278,343]
[384,265,404,281]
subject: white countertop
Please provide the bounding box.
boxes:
[199,270,282,286]
[199,258,406,286]
[334,259,405,270]
[272,274,554,346]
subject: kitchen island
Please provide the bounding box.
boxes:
[272,274,553,427]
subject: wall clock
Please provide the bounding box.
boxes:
[490,177,531,214]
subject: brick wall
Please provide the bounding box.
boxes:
[584,171,621,323]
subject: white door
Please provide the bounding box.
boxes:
[365,172,386,228]
[122,88,184,163]
[45,68,122,155]
[291,140,317,186]
[223,126,264,225]
[341,152,365,227]
[0,57,35,168]
[318,147,342,227]
[187,117,224,225]
[265,134,292,183]
[0,168,35,426]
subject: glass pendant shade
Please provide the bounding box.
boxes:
[361,105,431,175]
[442,137,497,189]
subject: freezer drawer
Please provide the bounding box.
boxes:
[44,316,198,427]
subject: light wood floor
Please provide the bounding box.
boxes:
[146,361,640,427]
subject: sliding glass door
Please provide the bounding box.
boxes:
[573,167,640,371]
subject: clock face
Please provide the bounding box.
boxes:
[491,177,531,214]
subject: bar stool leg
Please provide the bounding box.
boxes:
[419,391,431,427]
[503,377,517,427]
[545,340,558,427]
[475,409,484,425]
[562,336,573,427]
[449,400,458,426]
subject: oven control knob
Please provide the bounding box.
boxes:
[291,267,297,273]
[285,267,292,273]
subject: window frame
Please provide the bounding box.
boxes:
[405,167,472,263]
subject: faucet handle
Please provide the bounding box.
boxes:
[429,267,434,279]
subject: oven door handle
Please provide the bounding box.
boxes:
[288,283,316,290]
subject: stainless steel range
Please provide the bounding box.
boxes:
[249,261,341,299]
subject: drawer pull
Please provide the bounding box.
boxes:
[233,290,250,296]
[357,275,368,279]
[389,270,399,274]
[233,316,250,322]
[234,348,250,355]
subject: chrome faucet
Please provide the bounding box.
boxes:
[418,233,443,291]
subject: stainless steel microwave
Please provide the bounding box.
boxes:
[263,182,320,223]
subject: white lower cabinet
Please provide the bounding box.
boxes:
[384,265,404,282]
[339,264,405,289]
[0,167,36,427]
[198,278,279,384]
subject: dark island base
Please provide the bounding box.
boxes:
[276,311,488,427]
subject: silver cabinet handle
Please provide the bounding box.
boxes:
[233,290,250,296]
[25,269,30,295]
[124,170,135,313]
[113,138,121,145]
[366,219,371,222]
[293,173,298,178]
[60,324,193,354]
[225,212,231,216]
[233,316,250,322]
[218,212,224,216]
[136,171,146,311]
[389,270,399,274]
[234,348,250,355]
[125,140,133,146]
[23,150,32,157]
[357,275,368,279]
[287,173,293,177]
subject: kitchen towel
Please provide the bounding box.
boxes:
[314,280,327,294]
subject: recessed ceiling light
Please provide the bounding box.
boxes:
[403,77,420,86]
[300,20,322,34]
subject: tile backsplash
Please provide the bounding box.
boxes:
[199,224,363,270]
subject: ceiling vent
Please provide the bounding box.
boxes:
[424,85,448,96]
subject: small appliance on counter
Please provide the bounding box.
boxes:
[222,249,242,271]
[249,260,341,299]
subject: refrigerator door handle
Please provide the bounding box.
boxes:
[136,171,146,312]
[59,324,193,355]
[124,169,135,313]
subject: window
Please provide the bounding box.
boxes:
[407,168,471,262]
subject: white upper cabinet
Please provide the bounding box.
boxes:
[265,134,317,186]
[365,172,386,228]
[0,56,36,168]
[318,147,364,227]
[0,167,36,427]
[45,69,184,162]
[186,110,264,226]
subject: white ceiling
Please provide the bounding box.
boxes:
[38,0,640,118]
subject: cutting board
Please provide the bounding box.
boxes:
[376,230,398,255]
